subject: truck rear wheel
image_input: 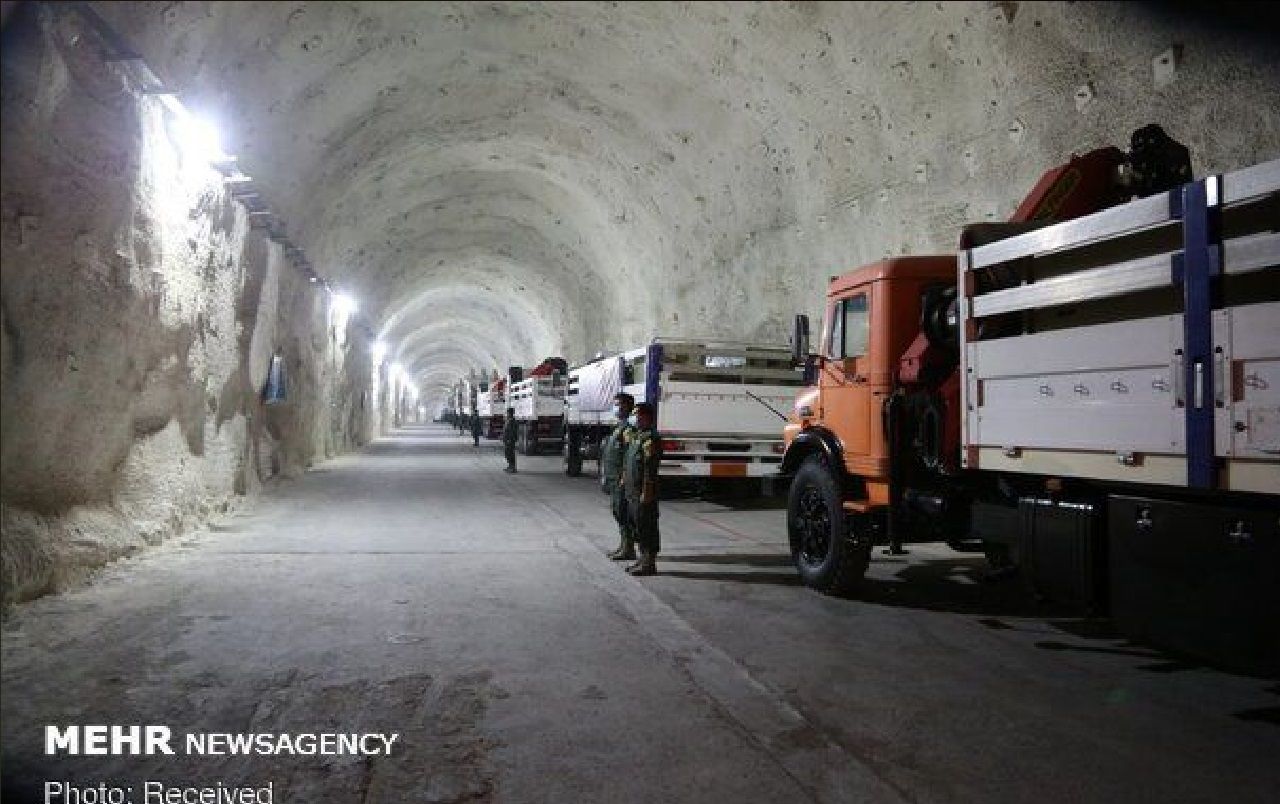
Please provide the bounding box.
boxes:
[787,456,871,596]
[565,429,583,476]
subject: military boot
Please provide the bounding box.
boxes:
[607,537,636,561]
[626,549,656,576]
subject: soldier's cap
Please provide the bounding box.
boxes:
[506,407,515,414]
[634,402,655,417]
[614,392,634,405]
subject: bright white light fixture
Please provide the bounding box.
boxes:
[330,293,357,317]
[171,108,229,164]
[371,341,388,364]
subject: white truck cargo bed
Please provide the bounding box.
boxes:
[960,158,1280,493]
[616,338,804,478]
[510,375,566,420]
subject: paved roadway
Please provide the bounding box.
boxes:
[3,424,1277,803]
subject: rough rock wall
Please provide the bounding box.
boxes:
[89,1,1280,416]
[0,5,372,606]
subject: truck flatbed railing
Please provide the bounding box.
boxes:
[623,340,803,387]
[964,158,1280,316]
[648,336,793,351]
[958,157,1279,493]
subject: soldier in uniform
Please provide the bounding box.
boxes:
[502,407,518,473]
[601,392,636,561]
[622,402,661,576]
[471,410,482,447]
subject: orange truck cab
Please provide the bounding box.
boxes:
[784,257,955,497]
[781,257,957,592]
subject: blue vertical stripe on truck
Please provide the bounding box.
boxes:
[645,343,664,416]
[1171,178,1221,489]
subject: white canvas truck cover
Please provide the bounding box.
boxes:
[572,357,622,412]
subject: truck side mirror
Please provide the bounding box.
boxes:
[792,314,810,368]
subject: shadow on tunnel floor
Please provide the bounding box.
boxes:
[663,551,1093,627]
[856,555,1047,618]
[656,569,802,586]
[659,480,789,508]
[857,557,1279,682]
[694,495,789,511]
[651,550,1277,682]
[663,553,795,568]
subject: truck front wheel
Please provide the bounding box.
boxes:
[787,456,871,596]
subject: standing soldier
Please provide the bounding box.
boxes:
[601,393,636,561]
[622,402,661,576]
[471,410,482,447]
[502,407,519,473]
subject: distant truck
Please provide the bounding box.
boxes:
[510,358,569,454]
[474,375,507,439]
[563,338,804,486]
[781,133,1278,674]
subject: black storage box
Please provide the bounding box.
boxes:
[1018,497,1105,614]
[1109,495,1279,677]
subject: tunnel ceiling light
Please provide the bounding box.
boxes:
[371,341,389,364]
[330,293,357,316]
[170,108,230,165]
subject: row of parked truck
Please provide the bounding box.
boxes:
[447,341,803,484]
[442,131,1277,675]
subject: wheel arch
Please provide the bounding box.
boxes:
[781,427,845,476]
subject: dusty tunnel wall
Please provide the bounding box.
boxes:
[86,1,1280,416]
[0,5,373,606]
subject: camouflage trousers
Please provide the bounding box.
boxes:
[627,498,660,555]
[610,482,633,543]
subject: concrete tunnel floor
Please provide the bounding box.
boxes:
[2,424,1278,804]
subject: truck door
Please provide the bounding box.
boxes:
[821,291,875,470]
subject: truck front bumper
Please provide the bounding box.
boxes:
[659,460,782,478]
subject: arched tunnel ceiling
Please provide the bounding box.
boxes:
[98,1,1280,391]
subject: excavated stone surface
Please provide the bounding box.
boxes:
[0,5,371,605]
[93,1,1280,411]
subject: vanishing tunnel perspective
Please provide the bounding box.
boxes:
[2,2,1279,803]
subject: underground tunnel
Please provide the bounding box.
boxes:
[2,2,1279,803]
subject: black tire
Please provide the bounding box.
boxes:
[787,456,871,596]
[523,423,539,456]
[565,429,583,476]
